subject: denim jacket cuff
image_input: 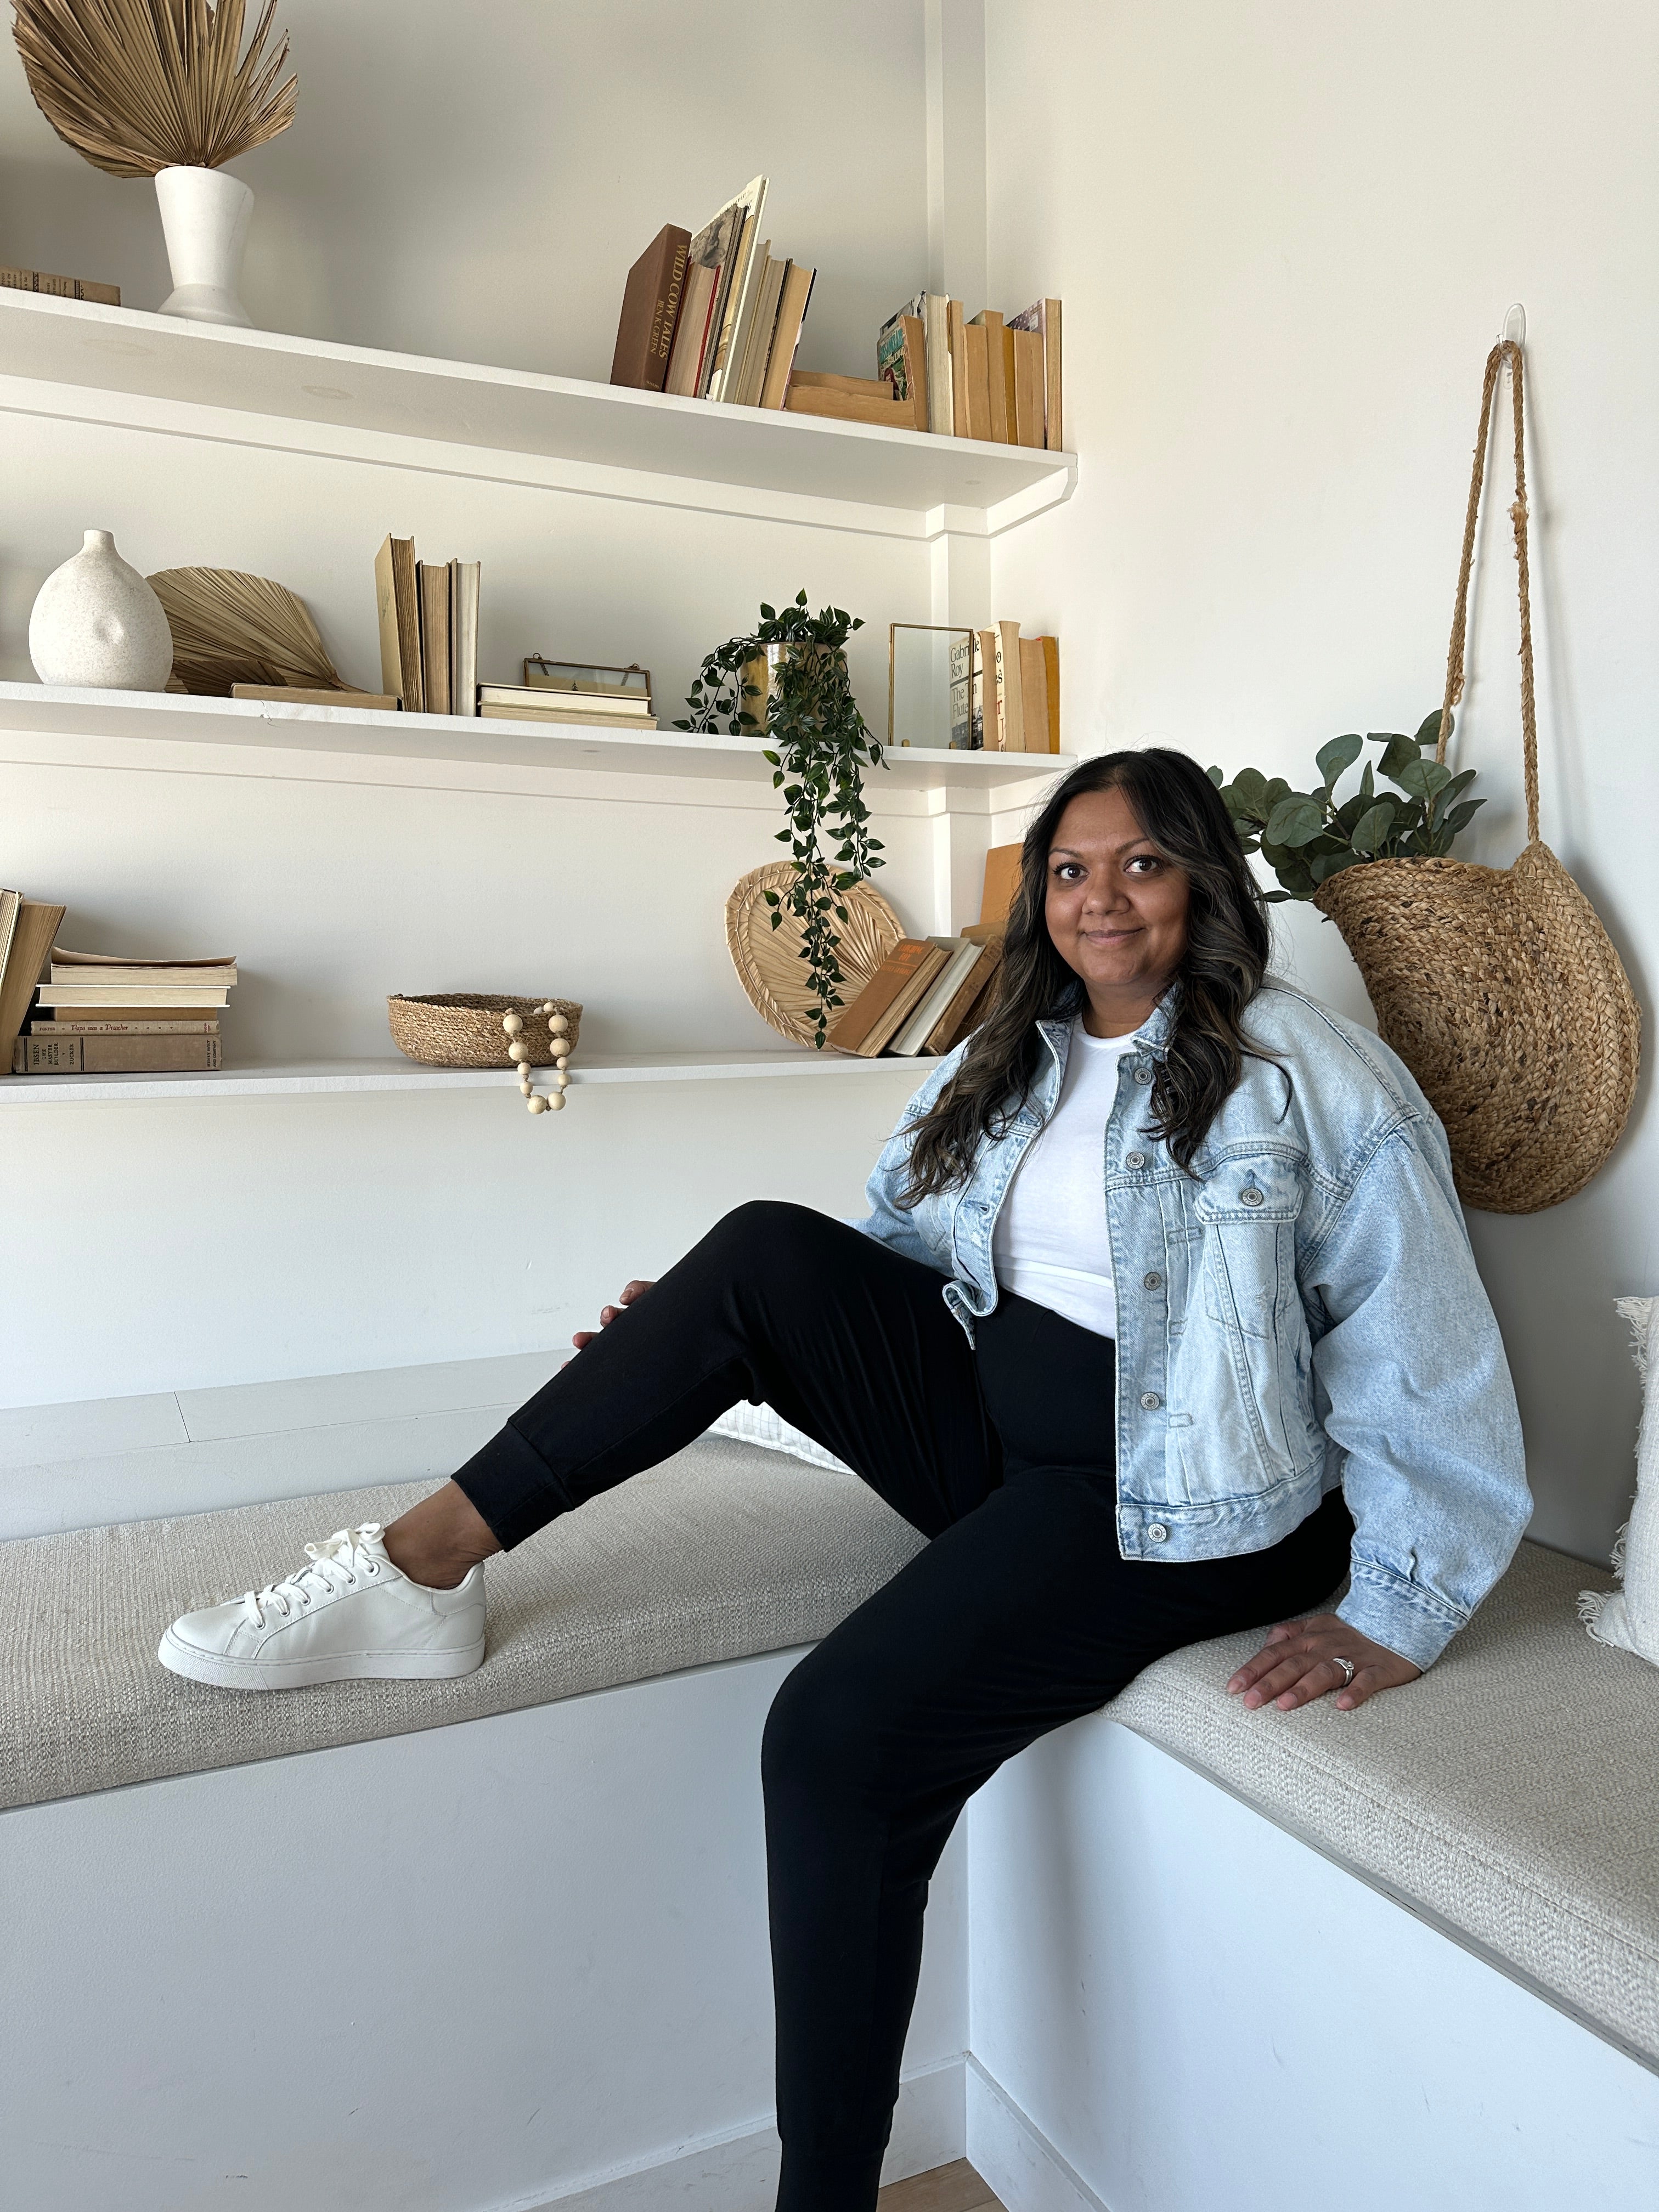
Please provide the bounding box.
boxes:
[1336,1563,1466,1672]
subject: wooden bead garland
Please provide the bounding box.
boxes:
[501,1005,573,1117]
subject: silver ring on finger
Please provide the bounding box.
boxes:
[1332,1655,1356,1688]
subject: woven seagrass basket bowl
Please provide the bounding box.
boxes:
[387,993,583,1068]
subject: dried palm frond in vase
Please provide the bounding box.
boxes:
[13,0,298,179]
[148,567,342,695]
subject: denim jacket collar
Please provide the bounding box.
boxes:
[1035,980,1182,1070]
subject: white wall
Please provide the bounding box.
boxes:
[0,0,926,381]
[984,0,1659,1565]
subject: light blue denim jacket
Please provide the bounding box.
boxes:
[853,979,1530,1670]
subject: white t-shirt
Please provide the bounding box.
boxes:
[991,1017,1144,1338]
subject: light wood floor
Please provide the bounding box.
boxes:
[877,2159,1005,2211]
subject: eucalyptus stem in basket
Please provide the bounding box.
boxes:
[1209,708,1483,900]
[678,591,885,1046]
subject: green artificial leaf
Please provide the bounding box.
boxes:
[1373,731,1420,782]
[1350,799,1397,855]
[1262,889,1295,902]
[1415,708,1448,749]
[1230,766,1269,815]
[1262,776,1293,810]
[1310,847,1364,884]
[1334,792,1373,833]
[1316,732,1363,788]
[1275,861,1317,899]
[1207,764,1224,785]
[1259,837,1294,868]
[1443,797,1486,836]
[1265,795,1326,847]
[1395,757,1453,802]
[1238,836,1261,855]
[1358,759,1375,803]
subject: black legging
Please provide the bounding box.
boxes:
[453,1201,1353,2212]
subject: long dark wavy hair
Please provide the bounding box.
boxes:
[901,748,1272,1200]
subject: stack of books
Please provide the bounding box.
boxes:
[610,177,816,411]
[827,936,1003,1059]
[374,534,481,715]
[974,624,1060,753]
[479,661,656,732]
[2,263,120,305]
[878,295,1063,450]
[7,928,235,1075]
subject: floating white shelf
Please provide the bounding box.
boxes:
[0,681,1073,793]
[0,1049,925,1107]
[0,289,1076,536]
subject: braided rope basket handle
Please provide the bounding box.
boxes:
[1436,338,1539,846]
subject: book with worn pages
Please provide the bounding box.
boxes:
[2,264,119,304]
[888,937,986,1056]
[610,224,692,391]
[826,939,951,1057]
[14,1034,222,1074]
[0,894,65,1065]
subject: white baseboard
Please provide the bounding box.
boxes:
[966,2058,1107,2212]
[509,2056,967,2212]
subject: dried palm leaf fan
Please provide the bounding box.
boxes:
[726,862,903,1047]
[1312,338,1640,1213]
[147,567,343,695]
[12,0,297,178]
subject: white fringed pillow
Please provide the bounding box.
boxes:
[1580,1297,1659,1666]
[710,1400,853,1475]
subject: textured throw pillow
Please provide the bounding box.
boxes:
[1580,1297,1659,1666]
[710,1400,853,1475]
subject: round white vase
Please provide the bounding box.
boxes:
[29,531,175,691]
[155,164,255,327]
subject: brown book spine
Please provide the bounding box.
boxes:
[947,301,969,437]
[760,263,815,409]
[13,1034,223,1074]
[1039,636,1060,752]
[1019,637,1049,761]
[610,225,693,392]
[926,939,1003,1053]
[996,622,1026,751]
[976,629,1002,750]
[962,322,991,441]
[1011,328,1045,448]
[417,562,451,714]
[374,534,422,711]
[861,944,951,1057]
[972,311,1009,442]
[900,315,929,432]
[978,843,1024,931]
[827,940,940,1055]
[1042,297,1063,451]
[31,1019,219,1034]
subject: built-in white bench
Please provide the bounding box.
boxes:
[4,1405,1658,2212]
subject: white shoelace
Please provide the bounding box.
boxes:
[241,1524,385,1628]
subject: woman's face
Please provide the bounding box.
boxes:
[1044,786,1191,1001]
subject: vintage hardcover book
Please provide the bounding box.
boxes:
[664,256,719,396]
[899,317,929,432]
[231,686,399,709]
[979,843,1024,930]
[971,311,1009,442]
[1011,328,1045,447]
[450,560,481,719]
[927,938,1003,1053]
[1039,636,1060,752]
[962,321,991,441]
[374,533,423,711]
[35,1003,220,1023]
[417,562,451,714]
[13,1034,223,1074]
[732,249,786,408]
[760,262,815,409]
[889,938,985,1056]
[884,294,953,434]
[850,941,951,1058]
[947,300,969,436]
[827,940,941,1056]
[40,984,230,1008]
[703,178,768,400]
[610,223,692,392]
[949,632,975,750]
[0,896,64,1064]
[31,1018,220,1035]
[1,265,119,305]
[975,628,1002,749]
[50,951,236,985]
[478,684,655,719]
[1008,298,1062,449]
[1019,637,1050,760]
[996,622,1027,751]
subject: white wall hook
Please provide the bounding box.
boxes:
[1499,302,1527,347]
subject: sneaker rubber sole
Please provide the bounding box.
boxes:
[157,1627,487,1690]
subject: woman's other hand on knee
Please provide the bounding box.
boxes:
[573,1279,656,1350]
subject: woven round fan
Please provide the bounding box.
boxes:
[725,863,903,1047]
[147,567,345,696]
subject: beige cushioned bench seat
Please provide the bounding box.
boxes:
[4,1444,1654,2069]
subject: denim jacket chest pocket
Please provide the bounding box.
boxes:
[1194,1157,1305,1344]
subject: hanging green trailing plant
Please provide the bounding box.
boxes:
[679,590,884,1045]
[1208,708,1485,900]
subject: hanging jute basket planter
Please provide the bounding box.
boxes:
[1313,338,1639,1215]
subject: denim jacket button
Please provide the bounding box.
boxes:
[1142,1271,1164,1291]
[1133,1065,1153,1085]
[1139,1390,1162,1410]
[1148,1522,1170,1543]
[1125,1150,1148,1171]
[1240,1187,1265,1207]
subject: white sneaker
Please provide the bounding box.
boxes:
[158,1522,486,1691]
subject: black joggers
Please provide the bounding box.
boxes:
[453,1201,1353,2212]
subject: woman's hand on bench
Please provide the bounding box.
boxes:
[1226,1614,1421,1713]
[573,1280,657,1351]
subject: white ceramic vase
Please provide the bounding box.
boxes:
[155,164,255,327]
[29,531,174,691]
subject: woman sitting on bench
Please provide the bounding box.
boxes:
[162,748,1531,2212]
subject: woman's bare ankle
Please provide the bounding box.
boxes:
[383,1481,503,1590]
